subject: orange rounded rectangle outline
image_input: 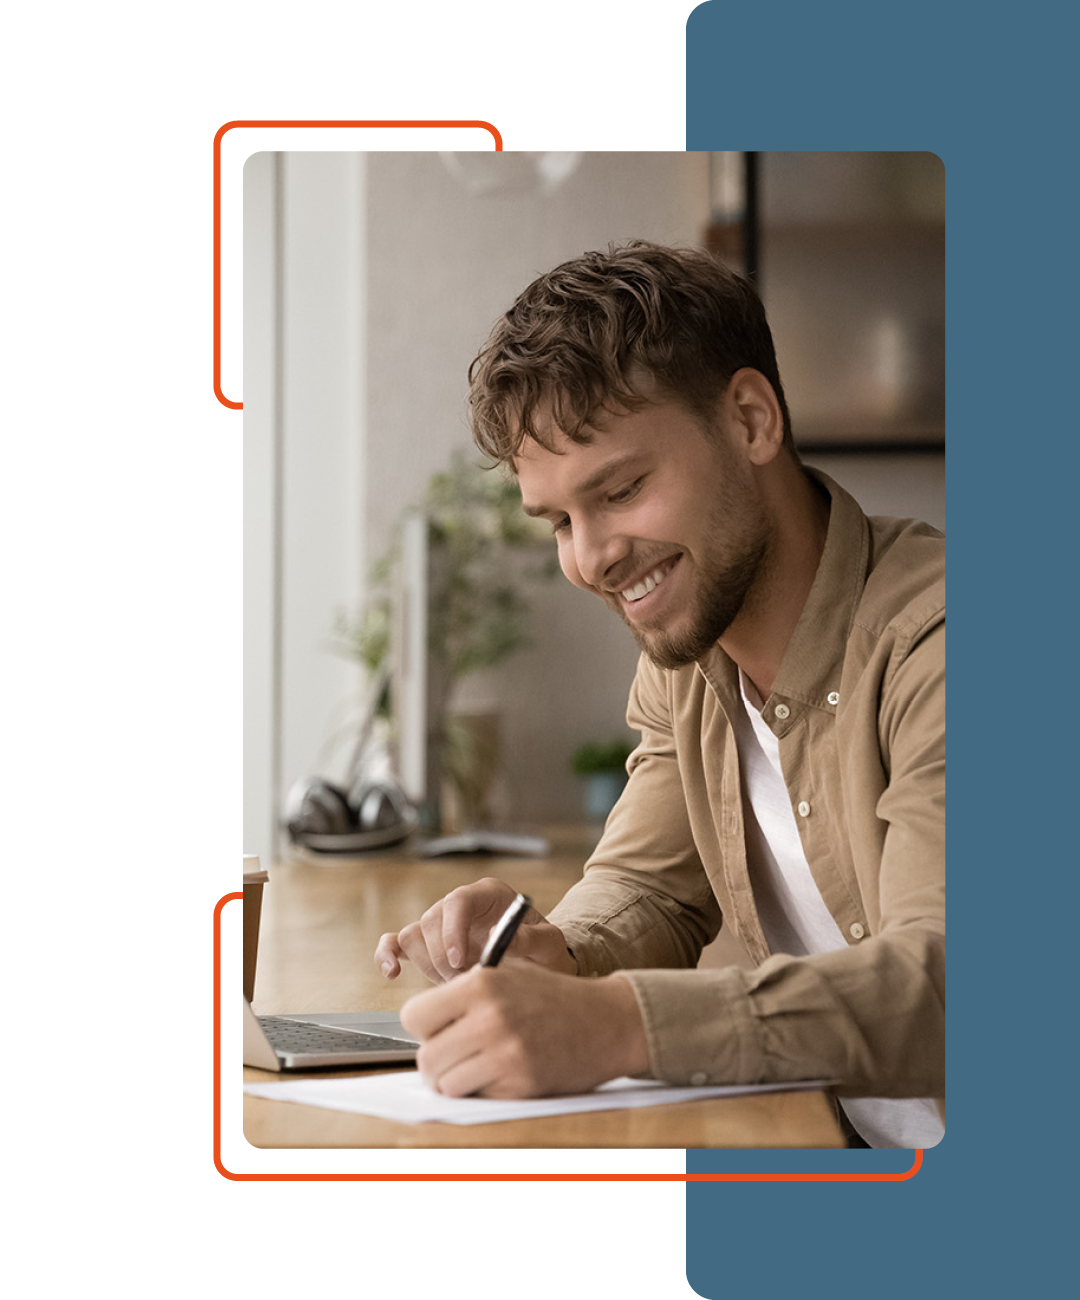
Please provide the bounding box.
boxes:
[219,126,920,1185]
[213,120,504,275]
[217,899,920,1185]
[215,1159,925,1180]
[213,122,504,454]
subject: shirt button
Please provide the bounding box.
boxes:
[774,703,790,720]
[827,691,840,706]
[797,800,811,817]
[690,1071,708,1086]
[849,922,866,940]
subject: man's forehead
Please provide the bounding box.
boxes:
[514,432,580,510]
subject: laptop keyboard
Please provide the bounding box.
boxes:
[259,1015,417,1054]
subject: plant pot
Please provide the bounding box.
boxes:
[443,710,502,831]
[582,770,628,821]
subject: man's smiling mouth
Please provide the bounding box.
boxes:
[619,556,680,603]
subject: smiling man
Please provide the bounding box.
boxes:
[376,242,945,1149]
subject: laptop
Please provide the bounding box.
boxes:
[243,996,419,1071]
[241,854,419,1071]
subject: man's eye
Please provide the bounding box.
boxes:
[610,479,643,504]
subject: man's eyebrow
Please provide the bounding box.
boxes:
[521,454,646,517]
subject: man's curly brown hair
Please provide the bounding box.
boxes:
[468,240,793,465]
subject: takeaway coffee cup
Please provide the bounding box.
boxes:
[243,854,268,1002]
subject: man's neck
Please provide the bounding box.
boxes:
[720,468,831,700]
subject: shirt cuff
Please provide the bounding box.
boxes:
[613,967,768,1085]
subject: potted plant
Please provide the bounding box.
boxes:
[334,452,556,829]
[571,739,634,821]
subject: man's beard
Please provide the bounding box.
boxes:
[605,520,770,671]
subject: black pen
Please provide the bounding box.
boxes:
[479,893,533,967]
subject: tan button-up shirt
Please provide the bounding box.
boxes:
[548,472,945,1102]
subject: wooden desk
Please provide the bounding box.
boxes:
[244,830,843,1149]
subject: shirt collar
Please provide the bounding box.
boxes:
[769,469,870,710]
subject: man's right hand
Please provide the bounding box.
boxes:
[374,877,577,984]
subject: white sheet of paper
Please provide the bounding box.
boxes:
[242,1072,827,1125]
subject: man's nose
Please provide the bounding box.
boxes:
[572,521,631,591]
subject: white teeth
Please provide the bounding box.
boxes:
[623,562,672,602]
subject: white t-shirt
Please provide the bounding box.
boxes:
[734,672,943,1149]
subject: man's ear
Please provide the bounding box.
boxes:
[724,368,785,466]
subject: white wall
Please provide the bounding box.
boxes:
[243,152,277,863]
[243,153,368,862]
[245,151,704,848]
[244,151,947,852]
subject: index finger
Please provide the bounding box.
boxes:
[439,891,477,972]
[440,880,517,971]
[373,931,405,978]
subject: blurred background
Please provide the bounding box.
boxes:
[244,151,945,865]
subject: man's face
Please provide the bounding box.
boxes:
[516,398,771,669]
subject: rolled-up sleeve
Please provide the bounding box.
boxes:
[549,658,723,976]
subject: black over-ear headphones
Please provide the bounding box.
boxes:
[283,666,416,853]
[285,775,416,853]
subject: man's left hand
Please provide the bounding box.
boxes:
[399,961,650,1098]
